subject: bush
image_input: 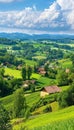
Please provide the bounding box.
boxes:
[0,103,12,130]
[43,105,52,113]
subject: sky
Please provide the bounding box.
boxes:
[0,0,74,34]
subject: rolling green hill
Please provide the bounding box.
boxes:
[12,105,74,130]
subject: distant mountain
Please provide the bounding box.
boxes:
[0,33,74,40]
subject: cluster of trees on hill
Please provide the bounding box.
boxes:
[0,48,23,66]
[58,83,74,108]
[0,38,17,45]
[0,64,33,97]
[0,68,23,97]
[47,49,64,61]
[20,43,37,60]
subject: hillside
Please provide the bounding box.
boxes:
[0,37,74,130]
[13,105,74,130]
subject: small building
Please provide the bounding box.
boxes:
[38,67,46,76]
[40,86,61,97]
[17,64,22,70]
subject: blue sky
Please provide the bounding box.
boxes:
[0,0,74,34]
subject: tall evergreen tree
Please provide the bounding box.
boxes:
[27,66,32,80]
[21,67,26,80]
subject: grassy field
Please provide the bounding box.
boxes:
[13,105,74,130]
[0,92,40,110]
[59,59,72,69]
[5,68,40,79]
[32,118,74,130]
[32,101,59,115]
[37,76,56,89]
[32,56,46,60]
[4,68,56,89]
[31,73,41,80]
[5,68,22,78]
[24,59,37,66]
[61,85,70,91]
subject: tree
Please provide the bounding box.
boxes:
[58,83,74,108]
[70,54,74,66]
[0,68,5,76]
[68,73,74,84]
[34,65,38,73]
[22,67,26,80]
[10,78,23,91]
[44,63,49,72]
[13,88,27,118]
[0,103,12,130]
[0,76,12,97]
[56,70,69,86]
[27,66,32,80]
[30,84,35,92]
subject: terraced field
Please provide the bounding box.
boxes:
[13,106,74,130]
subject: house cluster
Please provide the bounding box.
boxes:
[22,80,36,88]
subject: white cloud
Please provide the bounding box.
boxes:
[57,0,74,10]
[0,0,74,34]
[0,0,22,3]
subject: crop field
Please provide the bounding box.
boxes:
[31,73,41,80]
[37,76,56,88]
[5,68,22,78]
[26,92,40,107]
[0,92,40,110]
[13,106,74,130]
[32,118,74,130]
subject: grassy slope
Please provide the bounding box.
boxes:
[13,105,74,130]
[4,68,41,79]
[59,59,72,69]
[5,68,22,78]
[0,92,40,110]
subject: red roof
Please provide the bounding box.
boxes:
[44,86,61,94]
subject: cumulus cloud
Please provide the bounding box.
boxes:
[0,0,74,34]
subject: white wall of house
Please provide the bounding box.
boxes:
[40,91,49,97]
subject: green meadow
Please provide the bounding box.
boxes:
[5,68,22,78]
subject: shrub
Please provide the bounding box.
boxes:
[43,105,52,113]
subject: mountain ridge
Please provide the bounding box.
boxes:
[0,33,74,40]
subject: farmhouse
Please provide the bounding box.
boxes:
[41,86,61,97]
